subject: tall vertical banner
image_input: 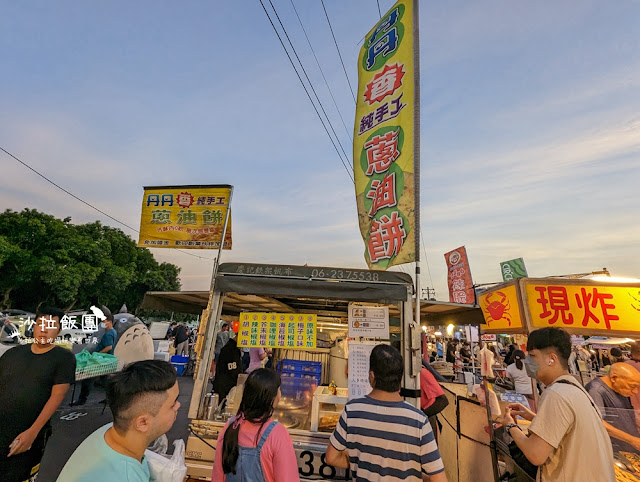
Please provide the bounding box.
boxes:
[137,185,232,249]
[445,246,475,304]
[354,0,418,270]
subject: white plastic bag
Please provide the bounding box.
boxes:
[148,434,169,455]
[145,439,187,482]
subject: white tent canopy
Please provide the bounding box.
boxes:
[584,336,635,346]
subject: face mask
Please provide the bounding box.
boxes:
[100,322,106,329]
[524,355,540,378]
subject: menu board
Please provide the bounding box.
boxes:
[348,303,389,339]
[236,312,316,350]
[348,341,381,400]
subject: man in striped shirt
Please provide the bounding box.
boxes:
[326,344,447,482]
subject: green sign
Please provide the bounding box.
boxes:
[500,258,528,281]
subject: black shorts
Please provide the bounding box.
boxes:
[0,426,51,482]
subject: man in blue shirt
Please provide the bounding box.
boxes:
[58,360,180,481]
[77,307,117,405]
[586,362,640,453]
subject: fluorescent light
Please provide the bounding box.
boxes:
[591,275,640,283]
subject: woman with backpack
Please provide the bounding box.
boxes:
[212,369,299,481]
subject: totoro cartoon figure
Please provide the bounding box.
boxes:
[112,304,154,369]
[112,304,143,341]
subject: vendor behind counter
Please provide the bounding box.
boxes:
[585,363,640,454]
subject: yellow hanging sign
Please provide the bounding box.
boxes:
[137,185,232,249]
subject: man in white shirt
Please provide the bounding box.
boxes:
[499,327,614,481]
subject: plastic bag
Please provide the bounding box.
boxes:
[472,383,501,417]
[144,439,187,482]
[147,434,168,455]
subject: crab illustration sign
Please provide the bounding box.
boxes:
[479,278,640,336]
[138,185,232,249]
[353,0,418,269]
[479,284,524,331]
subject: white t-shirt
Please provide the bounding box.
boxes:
[506,362,533,395]
[528,375,615,482]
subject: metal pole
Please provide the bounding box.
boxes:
[413,0,421,329]
[194,186,234,375]
[470,326,477,385]
[213,186,234,280]
[202,185,233,324]
[482,378,501,481]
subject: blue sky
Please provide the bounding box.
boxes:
[1,0,639,299]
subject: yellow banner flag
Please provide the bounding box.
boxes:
[137,185,232,249]
[354,0,417,270]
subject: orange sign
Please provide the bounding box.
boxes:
[479,284,524,331]
[525,283,640,333]
[444,246,475,304]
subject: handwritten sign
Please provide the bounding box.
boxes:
[348,341,380,400]
[236,313,316,350]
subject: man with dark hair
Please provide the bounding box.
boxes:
[326,344,446,482]
[213,336,243,402]
[445,339,457,364]
[610,347,624,364]
[459,341,472,364]
[166,321,177,340]
[214,322,230,362]
[58,359,180,481]
[174,322,189,357]
[499,327,615,481]
[0,307,76,482]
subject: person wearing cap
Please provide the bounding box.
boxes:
[77,306,117,405]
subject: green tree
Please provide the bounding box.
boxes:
[0,209,181,312]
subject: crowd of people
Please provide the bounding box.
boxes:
[3,308,640,481]
[212,344,447,482]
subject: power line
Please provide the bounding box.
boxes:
[289,0,352,142]
[376,0,382,18]
[257,0,354,183]
[0,146,216,261]
[421,231,435,291]
[267,0,351,164]
[320,0,357,103]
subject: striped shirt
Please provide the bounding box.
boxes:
[329,395,445,482]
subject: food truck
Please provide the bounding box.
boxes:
[477,276,640,481]
[144,262,421,481]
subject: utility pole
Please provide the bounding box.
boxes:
[422,287,436,301]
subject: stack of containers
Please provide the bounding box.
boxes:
[278,359,322,400]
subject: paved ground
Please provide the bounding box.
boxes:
[38,375,195,482]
